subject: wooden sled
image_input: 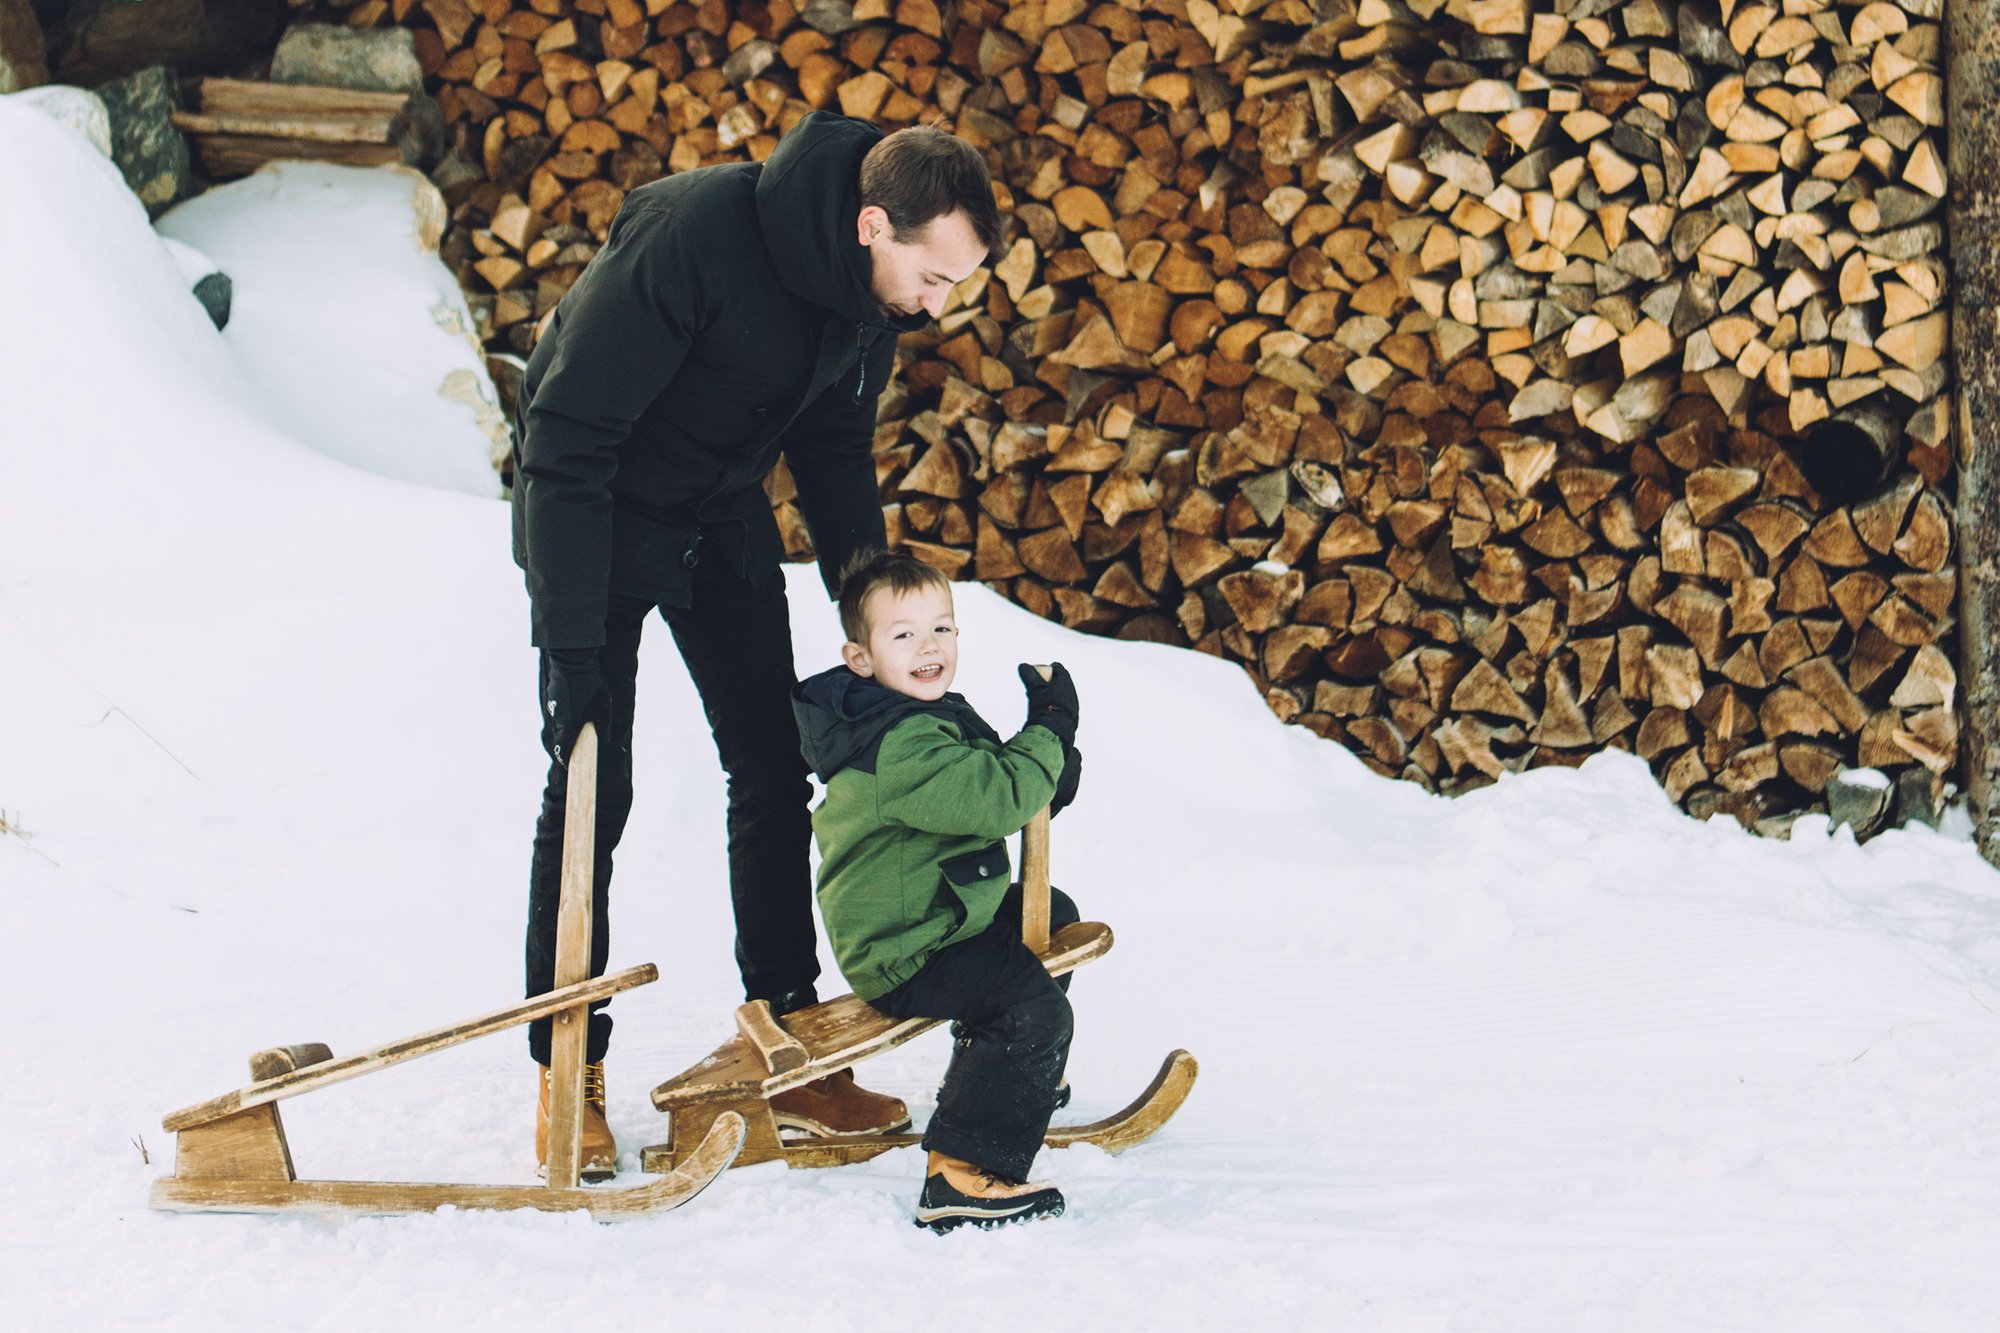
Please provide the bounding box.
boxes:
[151,723,745,1220]
[645,702,1197,1174]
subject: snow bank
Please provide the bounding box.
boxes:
[158,161,505,497]
[6,94,2000,1333]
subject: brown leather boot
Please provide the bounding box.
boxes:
[536,1062,618,1182]
[915,1151,1064,1232]
[768,1068,911,1137]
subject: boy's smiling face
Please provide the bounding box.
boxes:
[842,583,959,701]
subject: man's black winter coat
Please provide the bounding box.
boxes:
[511,111,925,649]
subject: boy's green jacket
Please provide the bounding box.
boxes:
[792,666,1064,1001]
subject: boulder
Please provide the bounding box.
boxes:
[1893,765,1944,829]
[0,0,47,92]
[160,236,232,330]
[1827,768,1893,841]
[98,66,194,216]
[40,0,284,87]
[11,84,109,156]
[270,23,422,94]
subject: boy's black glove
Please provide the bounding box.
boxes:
[541,648,610,768]
[1051,743,1083,817]
[1018,661,1080,747]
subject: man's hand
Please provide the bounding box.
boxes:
[1018,661,1079,747]
[541,648,610,768]
[1051,743,1083,817]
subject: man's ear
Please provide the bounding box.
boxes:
[856,204,890,248]
[841,640,874,677]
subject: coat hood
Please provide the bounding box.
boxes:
[793,665,998,782]
[755,111,931,334]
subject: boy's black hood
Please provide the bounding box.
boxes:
[754,111,931,334]
[793,666,999,782]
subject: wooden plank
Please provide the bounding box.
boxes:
[734,1000,807,1076]
[186,138,406,178]
[546,721,599,1190]
[162,964,657,1132]
[154,1111,744,1221]
[171,112,402,144]
[1022,664,1056,952]
[642,1051,1196,1173]
[172,1106,296,1183]
[1042,1050,1199,1154]
[652,922,1114,1110]
[1017,804,1055,929]
[194,77,414,117]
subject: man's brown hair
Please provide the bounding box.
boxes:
[858,125,1002,253]
[837,550,952,644]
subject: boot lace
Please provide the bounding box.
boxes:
[583,1061,607,1112]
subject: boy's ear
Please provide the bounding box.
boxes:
[841,640,874,677]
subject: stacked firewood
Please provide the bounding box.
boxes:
[336,0,1957,828]
[171,78,445,179]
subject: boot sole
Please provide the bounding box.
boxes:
[914,1195,1065,1233]
[772,1112,913,1138]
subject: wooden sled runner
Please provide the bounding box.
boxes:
[645,702,1197,1174]
[151,724,745,1220]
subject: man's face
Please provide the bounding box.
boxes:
[842,583,959,701]
[857,207,988,321]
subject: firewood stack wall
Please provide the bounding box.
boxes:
[343,0,1960,829]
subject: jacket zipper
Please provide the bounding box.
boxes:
[852,323,867,404]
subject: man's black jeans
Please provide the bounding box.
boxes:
[525,557,819,1066]
[871,884,1080,1183]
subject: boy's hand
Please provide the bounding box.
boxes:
[1051,743,1083,816]
[542,648,611,768]
[1018,661,1079,746]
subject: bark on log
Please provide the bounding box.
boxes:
[1950,0,2000,864]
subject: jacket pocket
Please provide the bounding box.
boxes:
[607,503,700,607]
[938,844,1011,893]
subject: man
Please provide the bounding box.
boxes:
[511,111,1000,1178]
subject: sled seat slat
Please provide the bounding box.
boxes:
[163,964,658,1133]
[652,921,1112,1111]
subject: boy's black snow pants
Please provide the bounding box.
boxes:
[524,557,820,1066]
[870,884,1079,1183]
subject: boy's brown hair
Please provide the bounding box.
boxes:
[837,550,951,644]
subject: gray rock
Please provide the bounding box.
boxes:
[157,236,230,330]
[98,66,193,216]
[42,0,284,87]
[1893,766,1944,829]
[0,0,48,92]
[270,23,421,94]
[191,271,233,330]
[13,84,110,155]
[395,91,445,172]
[1827,768,1893,840]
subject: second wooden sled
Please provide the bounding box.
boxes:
[150,723,745,1220]
[645,710,1197,1174]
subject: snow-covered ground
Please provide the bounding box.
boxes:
[6,96,2000,1332]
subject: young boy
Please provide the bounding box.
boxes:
[792,552,1084,1232]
